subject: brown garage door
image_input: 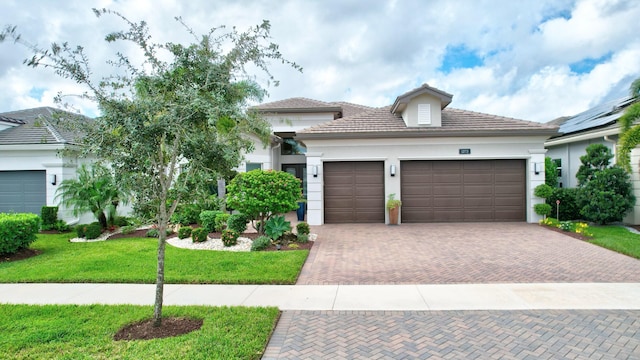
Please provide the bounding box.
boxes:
[401,160,525,222]
[324,161,384,223]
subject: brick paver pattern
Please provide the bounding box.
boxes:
[263,310,640,359]
[299,223,640,284]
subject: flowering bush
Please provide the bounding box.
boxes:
[539,217,592,237]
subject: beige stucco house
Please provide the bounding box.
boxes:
[249,84,558,226]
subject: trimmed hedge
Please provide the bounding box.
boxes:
[40,206,58,228]
[0,213,41,255]
[199,210,222,233]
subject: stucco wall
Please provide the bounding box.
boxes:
[401,94,442,127]
[264,113,335,133]
[304,136,548,225]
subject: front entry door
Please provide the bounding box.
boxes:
[282,164,307,197]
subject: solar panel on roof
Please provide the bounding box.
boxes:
[559,96,635,134]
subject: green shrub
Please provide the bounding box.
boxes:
[226,170,301,235]
[221,229,239,247]
[227,213,248,234]
[251,236,271,251]
[534,203,552,217]
[214,213,230,232]
[577,166,635,224]
[199,210,222,233]
[534,184,553,199]
[0,213,41,255]
[40,206,58,228]
[296,233,309,244]
[145,228,172,238]
[84,223,103,240]
[120,225,136,235]
[113,216,130,227]
[171,204,201,225]
[191,228,209,243]
[76,224,87,238]
[265,215,291,240]
[54,220,71,232]
[545,157,558,188]
[296,222,310,235]
[547,188,581,221]
[178,227,192,239]
[559,221,573,232]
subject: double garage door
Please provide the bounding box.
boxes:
[323,160,525,223]
[0,171,46,214]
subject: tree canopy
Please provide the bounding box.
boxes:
[617,78,640,171]
[1,9,300,326]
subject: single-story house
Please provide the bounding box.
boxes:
[249,84,559,225]
[545,96,640,224]
[0,107,95,224]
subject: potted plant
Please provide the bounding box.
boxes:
[296,198,306,221]
[386,193,402,225]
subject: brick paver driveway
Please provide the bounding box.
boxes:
[298,222,640,284]
[263,222,640,359]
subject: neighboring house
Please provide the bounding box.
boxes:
[544,96,640,224]
[250,84,558,225]
[0,107,95,224]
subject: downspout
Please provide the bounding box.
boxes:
[604,135,617,163]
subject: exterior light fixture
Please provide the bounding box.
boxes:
[49,174,57,185]
[312,165,318,178]
[534,163,540,175]
[390,165,396,177]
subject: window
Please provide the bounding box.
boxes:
[553,159,562,177]
[246,163,261,172]
[418,104,431,125]
[281,138,307,155]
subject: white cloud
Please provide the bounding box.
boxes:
[0,0,638,123]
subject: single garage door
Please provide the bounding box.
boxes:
[0,171,47,214]
[401,160,525,222]
[324,161,384,223]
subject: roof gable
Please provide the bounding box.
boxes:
[391,83,453,114]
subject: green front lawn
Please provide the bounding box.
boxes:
[589,226,640,259]
[0,233,308,284]
[0,304,278,359]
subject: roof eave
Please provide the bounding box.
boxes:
[252,107,342,114]
[297,129,559,140]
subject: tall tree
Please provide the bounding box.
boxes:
[1,9,300,326]
[617,78,640,171]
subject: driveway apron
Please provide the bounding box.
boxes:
[298,222,640,284]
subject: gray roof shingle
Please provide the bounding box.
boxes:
[0,107,88,145]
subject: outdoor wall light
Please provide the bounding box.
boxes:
[312,165,318,178]
[390,165,396,177]
[534,162,540,175]
[49,174,57,185]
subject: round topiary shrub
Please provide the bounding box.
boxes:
[534,203,552,218]
[191,228,209,243]
[178,227,192,239]
[84,223,103,240]
[221,229,239,247]
[214,213,230,232]
[296,222,310,236]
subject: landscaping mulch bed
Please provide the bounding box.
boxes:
[114,317,203,341]
[1,248,42,263]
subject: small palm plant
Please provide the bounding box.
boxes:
[55,164,129,229]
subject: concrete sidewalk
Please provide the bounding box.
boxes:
[2,283,640,310]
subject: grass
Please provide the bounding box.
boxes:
[0,304,279,359]
[588,226,640,259]
[0,233,308,284]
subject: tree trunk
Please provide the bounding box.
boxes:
[97,212,108,229]
[153,222,167,327]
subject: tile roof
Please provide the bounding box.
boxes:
[329,101,374,118]
[297,105,557,138]
[252,97,341,112]
[0,115,25,125]
[0,107,88,145]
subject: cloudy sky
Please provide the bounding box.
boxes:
[0,0,638,122]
